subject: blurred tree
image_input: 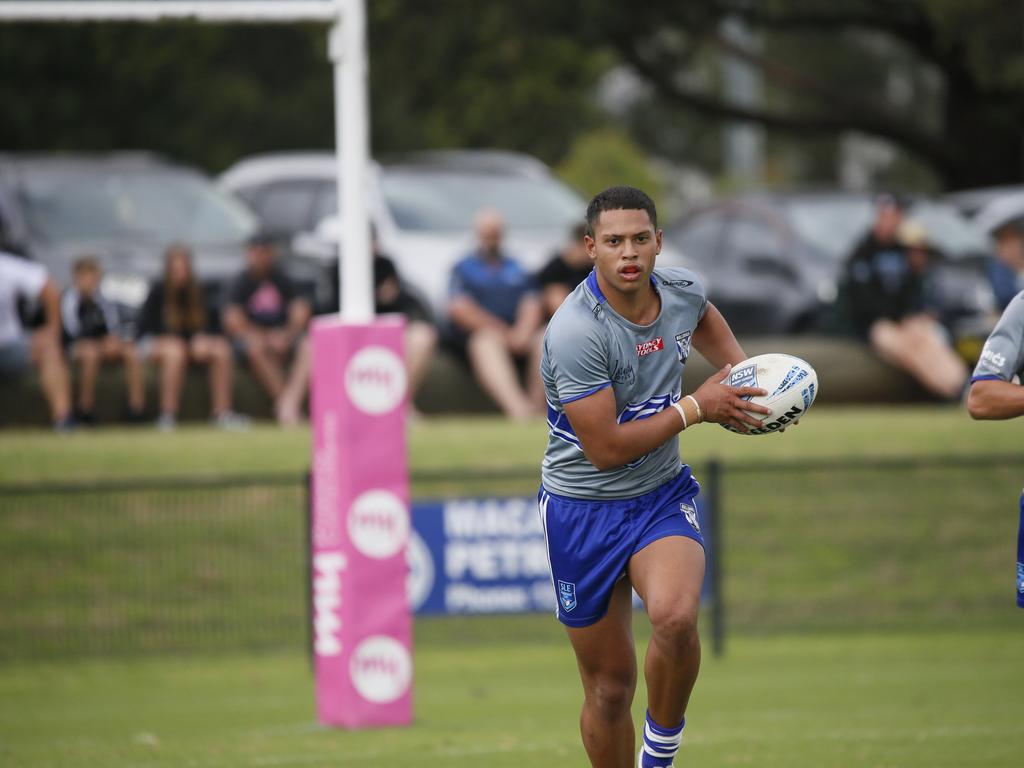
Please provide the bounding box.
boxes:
[588,0,1024,189]
[0,4,606,172]
[556,129,669,209]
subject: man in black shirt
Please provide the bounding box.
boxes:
[223,233,312,425]
[844,198,966,399]
[536,223,592,320]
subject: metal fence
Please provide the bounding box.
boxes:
[1,455,1021,661]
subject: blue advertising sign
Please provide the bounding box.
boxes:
[408,496,714,616]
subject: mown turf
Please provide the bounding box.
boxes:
[0,405,1021,484]
[1,623,1021,767]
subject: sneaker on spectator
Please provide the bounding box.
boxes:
[155,412,176,432]
[212,410,250,432]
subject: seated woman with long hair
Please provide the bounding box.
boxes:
[137,244,249,431]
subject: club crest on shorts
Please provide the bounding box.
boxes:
[680,502,700,533]
[674,330,692,364]
[557,580,577,612]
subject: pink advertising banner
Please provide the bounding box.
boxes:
[309,315,413,728]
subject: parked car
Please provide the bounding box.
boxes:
[219,149,689,316]
[0,152,260,330]
[667,192,996,337]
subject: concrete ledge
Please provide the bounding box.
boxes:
[0,336,931,427]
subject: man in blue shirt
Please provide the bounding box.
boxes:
[447,209,543,420]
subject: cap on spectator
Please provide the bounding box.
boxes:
[247,229,276,247]
[897,220,936,252]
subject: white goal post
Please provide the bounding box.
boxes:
[0,0,375,322]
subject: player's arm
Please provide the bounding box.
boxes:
[563,365,770,471]
[966,380,1024,420]
[691,302,747,367]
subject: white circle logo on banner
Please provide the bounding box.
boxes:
[406,530,434,612]
[344,346,407,415]
[348,490,409,559]
[350,635,412,704]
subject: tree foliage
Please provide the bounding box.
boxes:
[590,0,1024,188]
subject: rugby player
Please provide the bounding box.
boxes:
[966,289,1024,608]
[539,186,771,768]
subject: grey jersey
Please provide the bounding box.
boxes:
[972,290,1024,383]
[541,267,707,499]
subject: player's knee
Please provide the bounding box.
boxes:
[648,600,699,647]
[586,674,635,721]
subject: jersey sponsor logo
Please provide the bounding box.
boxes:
[680,502,700,533]
[610,360,636,385]
[675,330,692,364]
[558,580,577,612]
[979,346,1007,370]
[659,279,694,287]
[636,337,664,357]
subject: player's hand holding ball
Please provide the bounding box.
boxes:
[690,363,772,433]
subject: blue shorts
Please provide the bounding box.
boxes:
[538,467,704,628]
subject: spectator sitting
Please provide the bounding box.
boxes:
[329,227,440,415]
[61,256,145,423]
[0,251,73,430]
[138,244,249,431]
[222,232,311,426]
[844,214,966,399]
[446,209,543,421]
[985,220,1024,311]
[536,222,592,320]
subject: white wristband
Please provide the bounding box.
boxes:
[684,394,702,424]
[672,401,688,429]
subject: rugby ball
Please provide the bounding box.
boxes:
[721,353,818,435]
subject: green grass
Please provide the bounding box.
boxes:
[1,621,1021,767]
[2,408,1023,765]
[0,405,1021,484]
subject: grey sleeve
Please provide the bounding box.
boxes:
[545,311,611,404]
[972,292,1024,382]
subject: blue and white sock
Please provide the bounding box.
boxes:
[1016,491,1023,609]
[639,710,684,768]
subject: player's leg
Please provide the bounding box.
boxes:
[565,577,637,768]
[628,536,705,766]
[466,327,534,421]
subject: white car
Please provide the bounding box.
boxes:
[219,149,687,317]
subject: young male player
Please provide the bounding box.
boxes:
[539,186,772,768]
[966,289,1024,608]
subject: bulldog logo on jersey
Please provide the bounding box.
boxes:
[557,580,578,612]
[675,330,692,364]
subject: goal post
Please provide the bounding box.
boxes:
[0,0,411,728]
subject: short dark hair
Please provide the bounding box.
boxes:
[72,255,101,274]
[586,185,657,235]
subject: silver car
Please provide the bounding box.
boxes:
[218,149,688,316]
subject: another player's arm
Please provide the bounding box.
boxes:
[691,302,747,368]
[966,380,1024,420]
[563,366,770,471]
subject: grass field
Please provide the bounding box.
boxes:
[1,407,1023,766]
[1,622,1021,767]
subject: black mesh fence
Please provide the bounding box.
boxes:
[1,455,1021,661]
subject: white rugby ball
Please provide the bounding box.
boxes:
[721,353,818,435]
